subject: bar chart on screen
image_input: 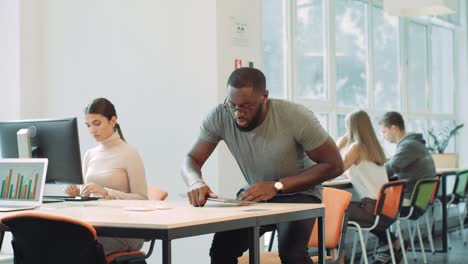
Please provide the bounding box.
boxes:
[0,167,40,200]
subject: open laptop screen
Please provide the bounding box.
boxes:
[0,159,48,205]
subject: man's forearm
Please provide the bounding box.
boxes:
[280,162,344,193]
[181,155,207,190]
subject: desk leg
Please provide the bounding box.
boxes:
[248,226,260,264]
[163,240,172,264]
[318,216,325,264]
[0,231,4,250]
[441,175,448,252]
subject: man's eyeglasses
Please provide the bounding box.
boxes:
[223,98,257,114]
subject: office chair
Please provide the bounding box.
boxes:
[422,175,440,254]
[399,177,439,264]
[348,180,407,264]
[147,185,169,201]
[0,211,153,264]
[238,187,352,264]
[101,185,169,263]
[446,170,468,245]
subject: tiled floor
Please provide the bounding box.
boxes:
[404,230,467,264]
[345,230,468,264]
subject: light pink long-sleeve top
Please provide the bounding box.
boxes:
[83,132,148,200]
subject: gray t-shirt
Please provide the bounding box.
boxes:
[199,99,329,199]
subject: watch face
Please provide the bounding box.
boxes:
[274,182,283,191]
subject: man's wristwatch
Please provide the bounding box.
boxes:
[274,181,284,193]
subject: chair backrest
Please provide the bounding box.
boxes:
[409,177,439,213]
[1,211,106,264]
[309,187,352,248]
[428,175,440,205]
[148,185,168,201]
[454,170,468,198]
[374,180,407,220]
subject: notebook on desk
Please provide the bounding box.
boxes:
[0,158,48,212]
[178,193,255,205]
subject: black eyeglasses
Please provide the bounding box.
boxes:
[223,98,257,114]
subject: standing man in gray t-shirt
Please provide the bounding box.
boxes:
[181,68,344,264]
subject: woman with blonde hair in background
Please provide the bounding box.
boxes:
[337,110,400,263]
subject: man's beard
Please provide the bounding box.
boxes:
[235,105,264,132]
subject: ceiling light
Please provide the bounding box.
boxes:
[384,0,456,17]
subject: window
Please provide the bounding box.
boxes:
[407,22,429,114]
[335,0,368,107]
[336,114,346,138]
[407,119,429,141]
[262,0,461,152]
[316,113,329,132]
[431,26,455,114]
[372,6,400,110]
[263,0,287,99]
[295,0,325,100]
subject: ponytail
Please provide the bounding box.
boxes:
[114,123,126,142]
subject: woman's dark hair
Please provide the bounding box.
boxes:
[84,98,125,141]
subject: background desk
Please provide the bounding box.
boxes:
[322,178,352,188]
[0,200,325,264]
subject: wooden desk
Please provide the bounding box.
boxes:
[0,199,325,264]
[322,178,352,188]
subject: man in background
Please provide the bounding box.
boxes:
[379,111,436,201]
[377,111,436,263]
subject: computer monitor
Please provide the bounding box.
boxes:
[0,118,83,184]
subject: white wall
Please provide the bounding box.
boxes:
[0,0,20,120]
[18,0,46,118]
[3,0,262,263]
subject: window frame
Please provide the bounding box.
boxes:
[263,0,460,150]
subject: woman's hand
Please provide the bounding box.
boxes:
[336,135,348,151]
[64,185,80,196]
[81,182,108,197]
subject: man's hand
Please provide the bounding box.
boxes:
[240,182,277,202]
[187,185,218,207]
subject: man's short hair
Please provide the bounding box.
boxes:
[227,68,266,92]
[379,111,405,131]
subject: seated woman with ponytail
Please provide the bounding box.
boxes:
[65,97,148,255]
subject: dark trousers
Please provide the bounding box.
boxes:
[347,198,395,244]
[209,194,321,264]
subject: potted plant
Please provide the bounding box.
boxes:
[427,123,464,168]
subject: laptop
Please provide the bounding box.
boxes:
[0,158,48,212]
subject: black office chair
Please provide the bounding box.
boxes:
[1,211,151,264]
